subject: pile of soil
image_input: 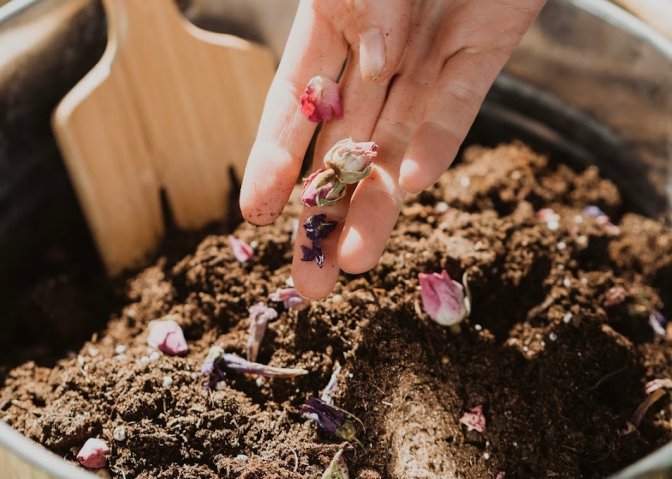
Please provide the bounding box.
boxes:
[2,142,672,479]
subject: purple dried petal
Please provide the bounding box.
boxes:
[459,405,486,433]
[583,205,620,236]
[304,214,337,242]
[302,397,345,436]
[247,303,278,362]
[222,353,308,378]
[314,245,325,268]
[302,397,359,442]
[301,245,316,262]
[228,235,254,263]
[649,310,667,338]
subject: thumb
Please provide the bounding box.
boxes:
[349,0,411,83]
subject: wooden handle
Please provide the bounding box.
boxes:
[53,0,275,275]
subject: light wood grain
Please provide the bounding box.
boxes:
[53,0,274,275]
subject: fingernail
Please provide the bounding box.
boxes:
[359,28,385,82]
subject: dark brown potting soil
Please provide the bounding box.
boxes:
[2,143,672,479]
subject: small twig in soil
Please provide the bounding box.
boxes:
[631,389,666,428]
[588,365,628,391]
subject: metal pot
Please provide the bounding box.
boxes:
[0,0,670,478]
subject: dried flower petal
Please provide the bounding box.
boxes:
[496,473,506,479]
[419,270,470,327]
[324,138,378,184]
[649,310,668,338]
[321,361,342,405]
[645,378,672,394]
[321,448,349,479]
[302,397,359,442]
[459,405,486,433]
[304,214,338,242]
[202,346,307,388]
[302,169,347,208]
[270,288,307,310]
[76,438,110,469]
[301,215,337,268]
[301,75,343,123]
[147,316,188,356]
[583,205,620,235]
[228,235,254,263]
[247,303,278,362]
[603,286,627,307]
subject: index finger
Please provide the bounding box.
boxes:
[240,1,349,225]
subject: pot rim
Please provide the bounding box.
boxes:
[0,0,670,477]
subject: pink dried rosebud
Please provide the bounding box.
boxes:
[247,302,278,362]
[603,286,627,307]
[270,288,307,310]
[147,316,188,356]
[583,205,620,236]
[459,405,486,433]
[645,378,672,394]
[324,138,378,184]
[228,235,253,263]
[76,438,110,469]
[301,168,346,207]
[419,270,470,328]
[300,75,342,123]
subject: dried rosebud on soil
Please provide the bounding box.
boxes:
[301,169,347,207]
[321,448,349,479]
[301,214,338,268]
[269,287,307,310]
[228,235,254,263]
[418,270,470,328]
[247,302,278,362]
[603,286,627,307]
[324,138,378,184]
[202,346,307,388]
[459,405,486,433]
[645,378,672,394]
[301,397,358,442]
[76,438,110,469]
[147,316,188,356]
[648,310,668,338]
[300,75,343,123]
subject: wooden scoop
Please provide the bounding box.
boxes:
[52,0,274,275]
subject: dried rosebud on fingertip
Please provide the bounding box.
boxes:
[76,438,110,469]
[459,405,486,433]
[419,270,470,328]
[324,138,378,184]
[301,75,343,123]
[147,316,188,356]
[301,169,346,207]
[228,235,254,263]
[247,303,278,362]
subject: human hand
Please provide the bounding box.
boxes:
[240,0,546,298]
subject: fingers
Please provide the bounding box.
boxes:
[347,0,412,83]
[399,48,511,193]
[338,76,430,274]
[291,51,388,299]
[240,1,348,225]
